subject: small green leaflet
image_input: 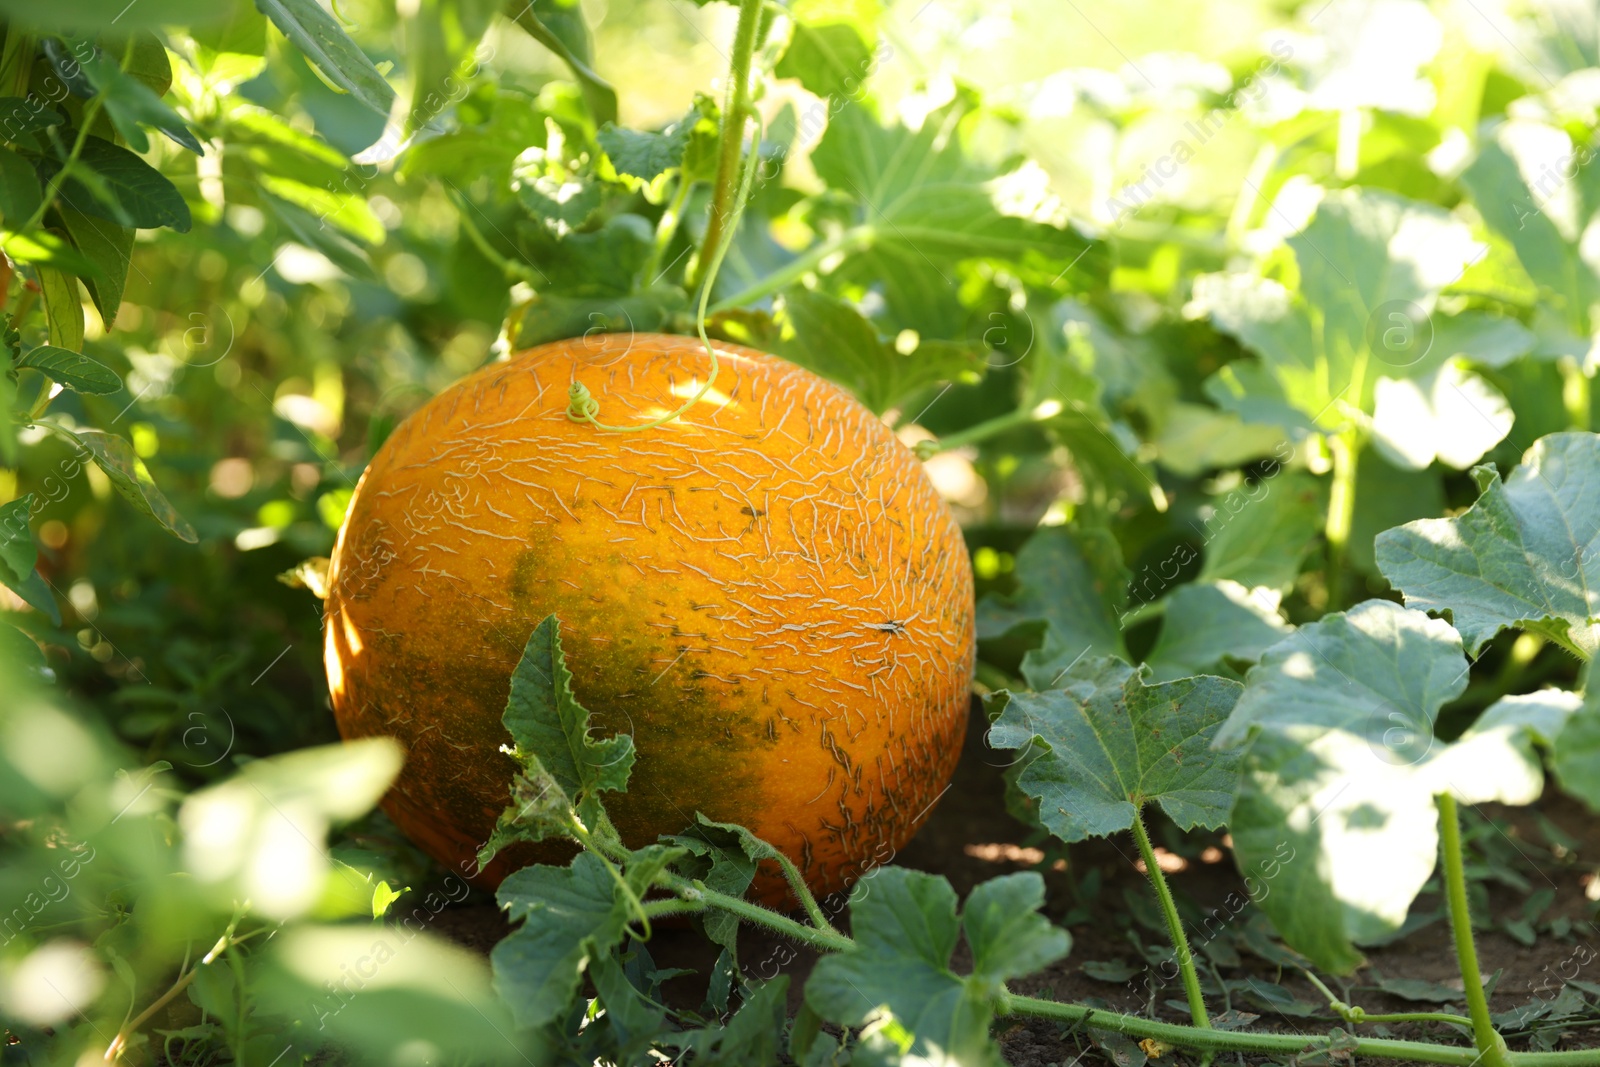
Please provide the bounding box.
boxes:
[1144,581,1292,681]
[54,426,198,543]
[663,813,781,1012]
[255,0,398,118]
[19,346,120,394]
[987,658,1244,841]
[1217,599,1573,974]
[1376,432,1600,659]
[492,845,681,1030]
[0,95,64,138]
[479,615,635,863]
[766,288,982,415]
[977,525,1128,688]
[0,229,104,279]
[38,268,84,354]
[806,868,1069,1067]
[0,495,60,623]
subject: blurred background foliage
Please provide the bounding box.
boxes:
[6,0,1600,1060]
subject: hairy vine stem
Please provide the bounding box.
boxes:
[644,852,1600,1067]
[1439,792,1514,1067]
[1131,810,1211,1030]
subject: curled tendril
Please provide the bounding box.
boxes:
[566,380,600,423]
[565,111,766,433]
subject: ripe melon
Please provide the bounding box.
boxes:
[323,332,975,901]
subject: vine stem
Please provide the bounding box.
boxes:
[660,874,1600,1066]
[1130,809,1210,1030]
[689,0,765,295]
[917,398,1067,457]
[658,871,853,952]
[1438,793,1513,1067]
[1324,429,1359,611]
[639,171,695,286]
[23,94,106,236]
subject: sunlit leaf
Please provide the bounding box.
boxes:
[1376,432,1600,659]
[256,0,397,118]
[988,658,1243,841]
[1145,581,1292,681]
[806,868,1068,1066]
[18,345,120,394]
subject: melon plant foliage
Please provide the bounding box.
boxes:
[5,0,1600,1065]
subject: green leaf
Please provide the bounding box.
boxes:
[1145,581,1293,681]
[987,658,1243,841]
[977,525,1128,688]
[775,23,874,99]
[52,425,198,542]
[0,146,43,226]
[1376,432,1600,659]
[1552,691,1600,811]
[58,208,133,327]
[506,0,618,128]
[479,615,635,862]
[0,96,65,138]
[668,977,790,1065]
[49,135,193,232]
[253,924,522,1063]
[73,40,203,154]
[1429,310,1536,370]
[379,0,500,158]
[764,288,982,414]
[0,0,241,32]
[810,101,1101,323]
[0,229,104,279]
[1195,472,1322,592]
[1196,189,1482,425]
[255,0,398,118]
[1218,599,1556,973]
[806,868,1067,1066]
[37,268,84,353]
[597,120,693,183]
[0,495,60,623]
[18,345,119,394]
[0,620,48,679]
[493,845,682,1031]
[663,813,782,1010]
[1460,122,1600,330]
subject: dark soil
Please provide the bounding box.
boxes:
[426,700,1600,1066]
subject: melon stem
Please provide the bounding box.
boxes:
[1131,808,1211,1030]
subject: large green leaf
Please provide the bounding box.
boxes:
[1376,432,1600,659]
[1217,599,1560,973]
[987,658,1243,841]
[1370,360,1511,471]
[0,495,60,623]
[776,21,875,99]
[1197,189,1482,426]
[806,868,1068,1066]
[977,525,1127,687]
[597,119,694,183]
[256,0,398,118]
[479,614,636,861]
